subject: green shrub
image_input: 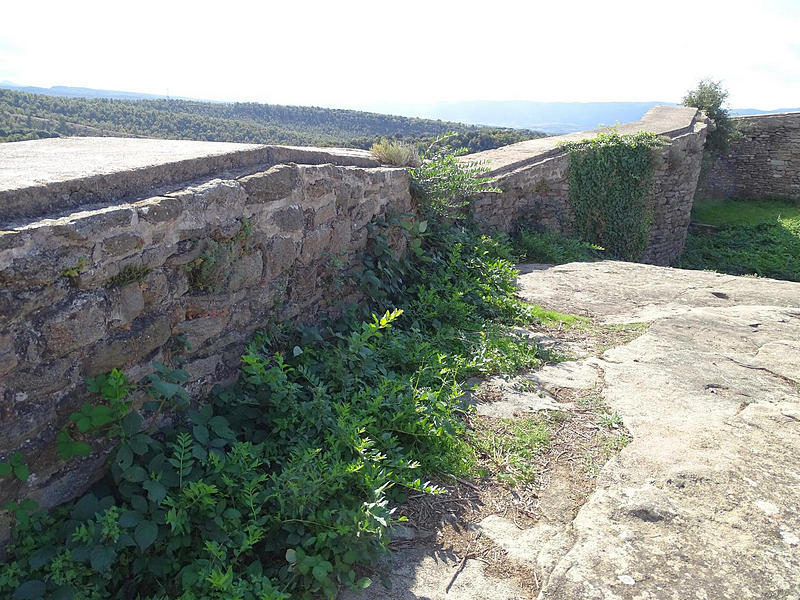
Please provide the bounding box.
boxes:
[682,79,739,155]
[369,139,421,167]
[562,131,665,261]
[410,133,500,220]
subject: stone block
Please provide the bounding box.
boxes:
[272,206,304,231]
[222,251,264,293]
[240,164,299,203]
[42,294,107,356]
[108,283,145,327]
[183,355,222,381]
[175,312,230,351]
[101,233,144,258]
[264,236,298,277]
[84,314,171,376]
[313,199,337,227]
[136,196,183,224]
[0,333,17,377]
[300,227,332,264]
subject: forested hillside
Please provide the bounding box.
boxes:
[0,88,545,151]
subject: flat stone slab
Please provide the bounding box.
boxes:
[0,137,378,227]
[517,262,800,600]
[516,260,800,323]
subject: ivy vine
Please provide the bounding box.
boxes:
[563,130,665,261]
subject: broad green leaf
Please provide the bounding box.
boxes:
[130,494,148,513]
[123,466,148,483]
[115,444,134,471]
[143,480,167,504]
[192,424,209,445]
[134,520,158,551]
[89,545,116,572]
[28,547,57,570]
[122,411,143,437]
[119,510,142,528]
[13,464,29,481]
[13,580,47,600]
[357,577,372,589]
[312,564,329,582]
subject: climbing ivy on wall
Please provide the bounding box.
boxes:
[563,131,665,261]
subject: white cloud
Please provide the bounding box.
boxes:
[1,0,798,109]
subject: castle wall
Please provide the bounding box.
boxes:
[697,111,800,200]
[0,105,710,521]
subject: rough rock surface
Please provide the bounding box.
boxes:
[525,262,800,599]
[349,261,800,599]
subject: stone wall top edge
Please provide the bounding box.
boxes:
[732,111,800,121]
[470,105,701,178]
[0,140,385,229]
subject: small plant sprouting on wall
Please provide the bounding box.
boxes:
[186,218,253,292]
[0,451,29,482]
[562,131,666,261]
[104,264,152,288]
[60,256,86,278]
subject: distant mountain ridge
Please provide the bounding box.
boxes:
[0,81,206,102]
[2,82,798,136]
[0,86,545,150]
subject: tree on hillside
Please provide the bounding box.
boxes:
[682,79,738,154]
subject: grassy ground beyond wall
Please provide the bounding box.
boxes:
[676,198,800,282]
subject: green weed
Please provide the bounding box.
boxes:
[104,264,152,288]
[1,154,584,600]
[469,416,551,486]
[513,229,604,264]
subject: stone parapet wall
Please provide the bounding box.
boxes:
[0,109,712,522]
[697,112,800,199]
[469,106,708,265]
[0,152,411,512]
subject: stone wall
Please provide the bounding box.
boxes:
[697,111,800,200]
[0,109,711,524]
[468,106,709,265]
[0,141,411,516]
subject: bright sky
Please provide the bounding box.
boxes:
[2,0,799,110]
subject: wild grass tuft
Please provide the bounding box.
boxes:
[370,138,421,167]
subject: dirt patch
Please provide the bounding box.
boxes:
[381,380,631,598]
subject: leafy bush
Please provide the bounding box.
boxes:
[562,131,665,261]
[410,134,500,219]
[369,139,421,167]
[682,79,739,155]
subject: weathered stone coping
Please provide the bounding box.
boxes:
[731,110,800,121]
[0,137,378,228]
[467,105,703,177]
